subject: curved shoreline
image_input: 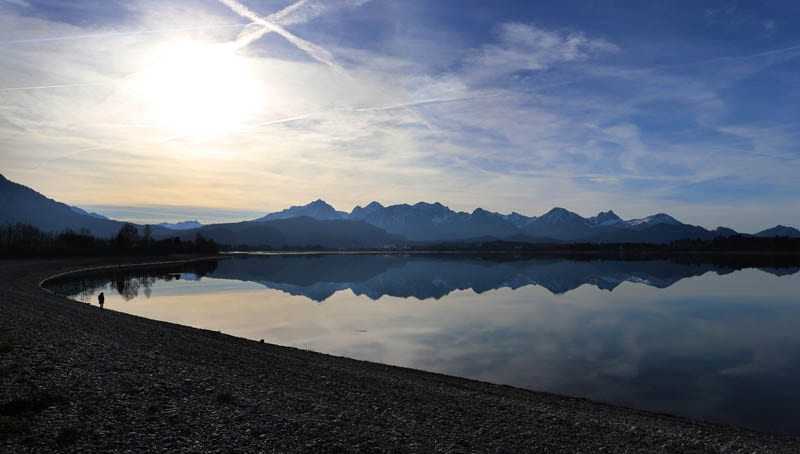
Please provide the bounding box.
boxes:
[38,255,223,291]
[2,257,799,452]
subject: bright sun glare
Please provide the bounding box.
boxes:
[132,40,264,140]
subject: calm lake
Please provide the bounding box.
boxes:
[48,254,800,434]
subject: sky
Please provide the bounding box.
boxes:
[1,0,799,231]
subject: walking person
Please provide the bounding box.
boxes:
[98,291,105,308]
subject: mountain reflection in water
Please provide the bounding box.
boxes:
[54,254,799,302]
[47,254,800,434]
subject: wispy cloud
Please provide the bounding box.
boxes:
[465,23,618,81]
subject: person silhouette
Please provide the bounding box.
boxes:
[98,291,105,308]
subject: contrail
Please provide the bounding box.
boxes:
[688,42,800,66]
[352,93,505,113]
[0,23,246,46]
[251,96,493,129]
[24,144,112,171]
[218,0,338,68]
[267,0,371,28]
[251,113,318,127]
[1,0,362,91]
[0,81,110,92]
[154,112,320,146]
[233,93,503,133]
[613,41,800,75]
[0,71,140,92]
[233,0,370,51]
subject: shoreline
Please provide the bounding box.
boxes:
[2,256,799,452]
[38,255,223,291]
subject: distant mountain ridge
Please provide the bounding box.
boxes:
[2,174,799,247]
[69,206,109,220]
[158,220,203,230]
[256,199,798,244]
[756,225,800,238]
[176,217,402,249]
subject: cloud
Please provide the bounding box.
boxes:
[465,23,618,81]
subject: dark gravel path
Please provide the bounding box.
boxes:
[1,257,798,453]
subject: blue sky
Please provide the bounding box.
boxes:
[1,0,799,231]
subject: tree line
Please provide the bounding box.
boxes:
[0,223,219,257]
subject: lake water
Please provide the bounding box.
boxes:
[47,254,800,434]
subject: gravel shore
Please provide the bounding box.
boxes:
[1,257,798,453]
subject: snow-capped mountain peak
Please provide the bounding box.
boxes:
[625,213,681,228]
[257,199,347,222]
[158,220,203,230]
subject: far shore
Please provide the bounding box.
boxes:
[222,248,800,257]
[2,256,799,453]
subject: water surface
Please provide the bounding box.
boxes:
[48,254,800,434]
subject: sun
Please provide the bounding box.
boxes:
[131,39,264,140]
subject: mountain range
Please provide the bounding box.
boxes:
[249,198,800,244]
[2,174,799,248]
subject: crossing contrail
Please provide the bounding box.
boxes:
[0,0,364,91]
[218,0,338,68]
[233,0,370,51]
